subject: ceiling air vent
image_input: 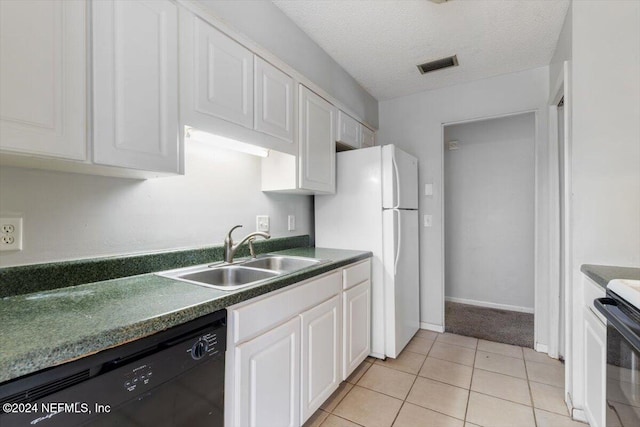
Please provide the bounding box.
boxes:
[417,55,459,75]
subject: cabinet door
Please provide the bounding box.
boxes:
[361,126,376,148]
[92,0,179,173]
[192,16,254,129]
[301,295,341,423]
[235,317,300,427]
[255,56,294,144]
[337,110,360,149]
[584,307,606,427]
[299,85,336,193]
[343,280,371,379]
[0,0,86,160]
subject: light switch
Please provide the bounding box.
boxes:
[423,215,432,227]
[256,215,270,232]
[424,184,433,196]
[287,215,296,231]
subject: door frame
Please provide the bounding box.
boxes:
[440,108,544,350]
[547,62,572,361]
[548,61,574,409]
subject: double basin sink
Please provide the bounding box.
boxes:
[157,255,324,291]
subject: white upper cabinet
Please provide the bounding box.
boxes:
[254,57,294,144]
[1,1,373,179]
[92,0,180,173]
[337,110,361,149]
[0,0,86,160]
[180,11,297,155]
[299,85,336,194]
[191,15,254,128]
[361,125,376,148]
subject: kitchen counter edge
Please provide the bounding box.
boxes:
[581,264,640,289]
[0,248,371,383]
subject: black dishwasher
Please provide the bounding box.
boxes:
[0,309,226,427]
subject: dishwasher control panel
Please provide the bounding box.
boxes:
[189,332,219,360]
[123,364,153,392]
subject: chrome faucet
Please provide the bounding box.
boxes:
[224,225,271,263]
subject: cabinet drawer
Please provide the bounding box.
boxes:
[343,259,371,290]
[231,270,342,344]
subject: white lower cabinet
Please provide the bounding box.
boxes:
[235,316,301,427]
[227,260,371,427]
[301,295,341,422]
[343,279,371,379]
[584,306,606,427]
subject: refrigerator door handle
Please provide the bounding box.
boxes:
[392,152,401,209]
[394,209,402,275]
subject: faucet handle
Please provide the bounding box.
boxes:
[226,224,243,242]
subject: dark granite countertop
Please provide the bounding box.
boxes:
[581,264,640,289]
[0,247,371,383]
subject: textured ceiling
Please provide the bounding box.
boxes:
[272,0,570,100]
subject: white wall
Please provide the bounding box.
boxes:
[566,0,640,412]
[0,142,313,267]
[549,5,572,100]
[194,0,379,128]
[444,113,536,311]
[378,66,549,343]
[571,0,640,283]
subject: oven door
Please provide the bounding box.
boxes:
[595,296,640,427]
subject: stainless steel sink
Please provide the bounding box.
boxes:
[157,255,324,291]
[176,265,279,289]
[241,255,321,272]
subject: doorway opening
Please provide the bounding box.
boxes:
[443,112,536,348]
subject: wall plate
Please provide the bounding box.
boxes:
[256,215,270,232]
[0,217,23,251]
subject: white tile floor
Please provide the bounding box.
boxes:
[304,331,588,427]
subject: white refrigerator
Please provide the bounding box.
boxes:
[315,145,420,359]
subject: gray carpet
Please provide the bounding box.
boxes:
[445,301,534,348]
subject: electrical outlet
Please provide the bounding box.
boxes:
[0,217,22,251]
[288,215,296,231]
[256,215,270,232]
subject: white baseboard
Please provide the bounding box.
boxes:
[445,296,534,314]
[535,343,549,353]
[566,393,588,423]
[420,322,445,333]
[368,352,385,360]
[571,408,588,423]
